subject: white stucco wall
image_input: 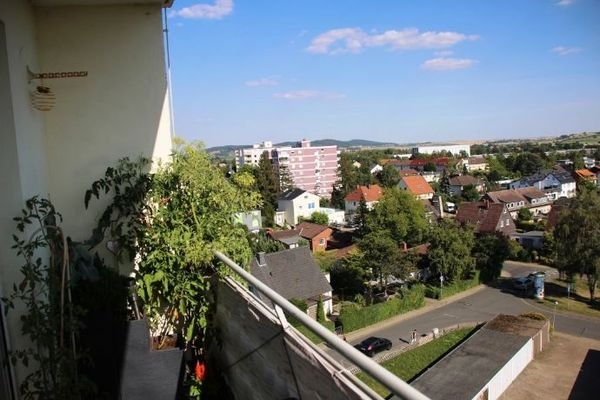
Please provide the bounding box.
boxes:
[0,3,50,391]
[35,5,173,241]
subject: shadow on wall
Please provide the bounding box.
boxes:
[568,349,600,400]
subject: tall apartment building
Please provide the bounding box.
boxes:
[235,139,339,197]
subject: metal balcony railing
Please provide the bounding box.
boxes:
[215,251,430,400]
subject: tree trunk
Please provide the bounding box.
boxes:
[586,274,597,303]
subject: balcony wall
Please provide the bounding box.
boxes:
[212,278,372,400]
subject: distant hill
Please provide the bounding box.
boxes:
[206,138,403,159]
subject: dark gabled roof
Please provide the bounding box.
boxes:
[269,229,302,246]
[249,247,332,301]
[448,175,483,187]
[278,188,307,201]
[295,222,332,239]
[519,167,575,186]
[456,201,514,234]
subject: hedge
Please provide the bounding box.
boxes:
[425,271,480,300]
[338,285,425,333]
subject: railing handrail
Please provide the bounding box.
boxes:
[215,251,430,400]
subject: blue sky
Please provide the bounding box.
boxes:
[167,0,600,148]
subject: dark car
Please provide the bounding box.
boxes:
[354,336,392,357]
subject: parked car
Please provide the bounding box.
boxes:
[354,336,392,357]
[513,277,533,290]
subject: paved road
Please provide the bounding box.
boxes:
[329,261,600,365]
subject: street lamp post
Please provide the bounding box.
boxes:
[440,274,444,299]
[553,301,558,329]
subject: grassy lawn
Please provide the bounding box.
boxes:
[542,278,600,319]
[293,320,336,344]
[356,327,477,397]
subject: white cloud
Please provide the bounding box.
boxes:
[170,0,233,20]
[306,27,478,55]
[421,57,478,71]
[556,0,575,6]
[552,46,582,55]
[273,90,345,100]
[245,78,279,87]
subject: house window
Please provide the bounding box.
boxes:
[319,238,326,245]
[500,221,504,227]
[506,219,510,225]
[353,202,357,206]
[308,203,315,209]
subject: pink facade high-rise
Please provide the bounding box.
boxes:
[235,139,339,197]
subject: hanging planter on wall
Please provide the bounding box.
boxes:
[31,85,56,111]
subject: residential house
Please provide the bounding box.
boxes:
[319,207,346,225]
[370,164,383,175]
[344,184,384,214]
[574,168,598,186]
[590,166,600,187]
[509,167,576,200]
[583,157,596,169]
[249,248,333,317]
[399,175,435,200]
[421,194,444,222]
[484,187,552,219]
[275,188,321,226]
[412,144,470,156]
[511,231,544,249]
[456,201,516,236]
[448,175,485,197]
[388,157,450,174]
[234,210,262,233]
[295,222,333,252]
[268,229,303,249]
[0,1,174,394]
[463,156,489,172]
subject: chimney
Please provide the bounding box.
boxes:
[257,252,267,267]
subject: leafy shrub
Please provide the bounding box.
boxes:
[425,271,480,300]
[338,285,425,332]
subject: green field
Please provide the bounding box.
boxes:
[356,327,477,397]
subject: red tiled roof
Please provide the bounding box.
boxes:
[456,201,514,234]
[295,222,332,239]
[575,169,596,179]
[345,184,384,202]
[333,244,358,259]
[401,175,434,195]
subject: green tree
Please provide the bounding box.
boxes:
[378,164,400,188]
[358,231,401,288]
[353,198,370,238]
[314,250,337,271]
[472,232,511,282]
[424,162,437,172]
[277,164,294,193]
[247,230,286,254]
[461,184,480,201]
[316,296,326,322]
[255,152,278,226]
[428,220,475,282]
[554,188,600,301]
[366,188,428,246]
[330,251,365,300]
[310,211,329,225]
[517,208,533,222]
